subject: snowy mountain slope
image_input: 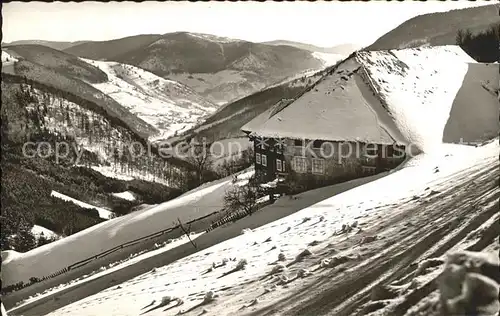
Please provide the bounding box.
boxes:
[4,44,109,84]
[51,191,115,220]
[357,45,477,153]
[81,58,218,140]
[2,57,159,140]
[2,81,173,187]
[65,32,332,104]
[169,66,332,147]
[23,141,498,316]
[1,169,254,287]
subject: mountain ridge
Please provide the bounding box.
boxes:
[60,32,336,104]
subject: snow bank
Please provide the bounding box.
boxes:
[112,191,136,201]
[357,45,477,153]
[1,168,254,287]
[40,142,498,316]
[50,191,114,220]
[1,302,7,316]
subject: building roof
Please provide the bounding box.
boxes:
[241,98,294,134]
[242,55,407,145]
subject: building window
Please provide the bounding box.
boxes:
[256,153,261,164]
[365,144,378,157]
[294,139,305,147]
[312,158,325,174]
[277,159,282,172]
[282,162,286,172]
[313,140,323,149]
[293,156,307,173]
[261,154,267,167]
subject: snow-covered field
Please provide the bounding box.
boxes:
[112,191,137,201]
[88,165,178,187]
[1,50,19,64]
[9,232,205,312]
[31,225,60,241]
[22,140,498,316]
[1,169,255,287]
[51,190,115,220]
[81,58,218,139]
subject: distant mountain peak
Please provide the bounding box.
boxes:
[184,32,243,44]
[262,40,361,55]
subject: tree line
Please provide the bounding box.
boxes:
[456,22,499,63]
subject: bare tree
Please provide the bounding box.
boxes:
[185,138,213,185]
[224,180,266,216]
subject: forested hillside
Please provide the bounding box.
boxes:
[0,76,202,252]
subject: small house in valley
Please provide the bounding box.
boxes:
[241,55,408,191]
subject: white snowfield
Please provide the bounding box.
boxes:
[112,191,137,201]
[187,32,241,44]
[87,164,179,188]
[81,58,218,139]
[41,140,498,316]
[50,190,115,220]
[1,169,255,287]
[356,45,477,153]
[31,225,60,241]
[1,50,18,63]
[9,232,205,312]
[312,51,345,67]
[1,302,7,316]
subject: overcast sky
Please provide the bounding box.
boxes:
[3,1,494,47]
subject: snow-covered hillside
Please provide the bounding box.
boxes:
[356,45,477,153]
[18,140,498,316]
[187,33,241,44]
[112,191,137,201]
[31,225,60,241]
[1,50,19,63]
[81,58,218,140]
[312,52,345,67]
[13,85,177,186]
[51,191,115,220]
[1,169,255,287]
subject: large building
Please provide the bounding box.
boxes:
[241,54,409,189]
[242,45,498,191]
